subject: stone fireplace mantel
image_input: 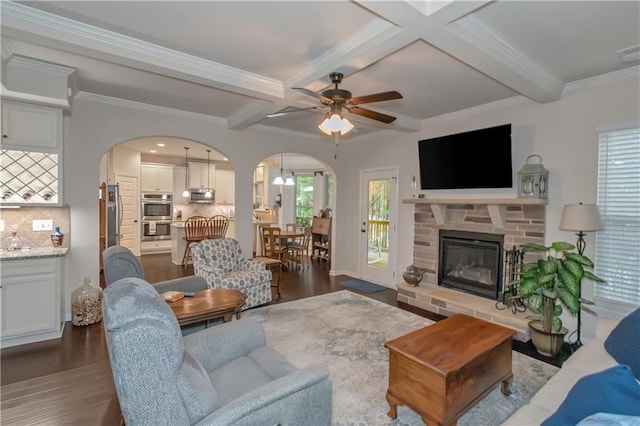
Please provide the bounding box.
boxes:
[399,197,548,340]
[403,198,548,228]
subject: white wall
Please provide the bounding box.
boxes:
[60,71,638,341]
[62,99,337,319]
[334,71,640,339]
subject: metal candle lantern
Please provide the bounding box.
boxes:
[517,155,549,199]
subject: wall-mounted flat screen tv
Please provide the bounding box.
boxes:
[418,124,512,190]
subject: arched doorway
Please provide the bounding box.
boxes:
[98,137,232,261]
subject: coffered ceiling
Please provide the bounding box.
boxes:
[2,1,639,152]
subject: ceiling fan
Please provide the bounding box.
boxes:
[267,72,403,135]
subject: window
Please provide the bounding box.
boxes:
[595,127,640,309]
[295,175,314,227]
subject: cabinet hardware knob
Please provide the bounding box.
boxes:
[2,134,7,138]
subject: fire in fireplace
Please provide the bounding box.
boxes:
[438,230,504,300]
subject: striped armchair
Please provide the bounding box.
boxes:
[191,238,272,309]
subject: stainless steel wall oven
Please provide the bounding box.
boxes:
[141,221,172,241]
[141,193,172,221]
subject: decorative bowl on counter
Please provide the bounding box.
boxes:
[402,265,425,287]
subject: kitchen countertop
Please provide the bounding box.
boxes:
[172,218,235,228]
[0,247,69,261]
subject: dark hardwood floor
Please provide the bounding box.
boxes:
[1,253,549,425]
[1,253,440,425]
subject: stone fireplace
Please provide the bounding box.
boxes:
[397,198,548,341]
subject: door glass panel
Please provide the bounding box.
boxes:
[367,178,390,270]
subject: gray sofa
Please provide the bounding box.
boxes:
[102,277,332,425]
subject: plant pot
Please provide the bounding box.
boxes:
[528,320,568,357]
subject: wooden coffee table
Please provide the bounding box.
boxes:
[385,314,515,426]
[167,288,246,327]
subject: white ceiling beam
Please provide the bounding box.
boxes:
[356,0,564,102]
[228,18,415,131]
[1,2,283,101]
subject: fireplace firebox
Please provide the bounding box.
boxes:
[438,230,504,300]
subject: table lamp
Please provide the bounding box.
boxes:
[559,202,603,347]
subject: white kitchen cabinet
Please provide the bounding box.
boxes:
[1,101,64,205]
[215,169,235,204]
[140,240,172,254]
[141,163,173,192]
[1,257,63,348]
[188,162,215,189]
[1,101,62,151]
[173,166,189,203]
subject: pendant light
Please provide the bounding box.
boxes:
[272,153,285,185]
[284,171,295,186]
[182,147,190,198]
[205,149,212,198]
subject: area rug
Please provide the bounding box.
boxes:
[341,279,388,293]
[244,290,558,426]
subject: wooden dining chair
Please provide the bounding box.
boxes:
[206,215,229,239]
[261,226,285,260]
[285,226,312,269]
[182,216,208,266]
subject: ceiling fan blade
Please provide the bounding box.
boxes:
[349,91,402,105]
[292,87,333,104]
[349,106,397,124]
[266,106,321,118]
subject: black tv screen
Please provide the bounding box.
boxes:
[418,124,512,190]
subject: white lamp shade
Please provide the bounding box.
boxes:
[182,189,189,197]
[284,176,295,186]
[318,113,354,135]
[559,204,604,232]
[272,176,284,185]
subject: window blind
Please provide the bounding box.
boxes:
[595,127,640,307]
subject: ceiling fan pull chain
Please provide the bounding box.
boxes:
[334,132,340,160]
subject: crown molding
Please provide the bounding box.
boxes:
[0,83,71,109]
[75,92,226,124]
[8,55,75,77]
[1,2,283,100]
[563,65,640,95]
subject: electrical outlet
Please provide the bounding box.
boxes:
[33,219,53,231]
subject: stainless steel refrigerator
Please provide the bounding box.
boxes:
[105,184,121,247]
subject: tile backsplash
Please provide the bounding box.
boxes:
[0,206,70,249]
[173,204,234,220]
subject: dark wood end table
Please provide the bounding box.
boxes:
[167,288,246,327]
[385,314,515,426]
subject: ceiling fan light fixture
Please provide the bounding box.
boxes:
[318,112,354,135]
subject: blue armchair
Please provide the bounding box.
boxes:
[102,277,332,425]
[191,238,272,309]
[102,245,208,293]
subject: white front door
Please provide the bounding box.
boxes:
[116,174,139,255]
[360,168,398,286]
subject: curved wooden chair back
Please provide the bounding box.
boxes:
[184,216,208,242]
[207,215,229,239]
[261,226,282,259]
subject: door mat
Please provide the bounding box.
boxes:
[341,279,387,293]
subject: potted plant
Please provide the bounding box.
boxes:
[508,241,605,357]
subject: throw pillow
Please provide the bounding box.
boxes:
[604,307,640,379]
[542,365,640,426]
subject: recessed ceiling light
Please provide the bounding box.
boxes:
[156,143,165,147]
[223,157,229,161]
[150,150,157,153]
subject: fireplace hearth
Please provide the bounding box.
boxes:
[438,230,504,300]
